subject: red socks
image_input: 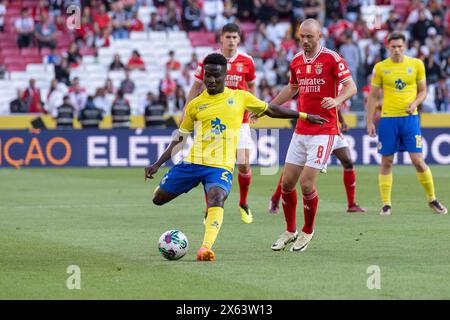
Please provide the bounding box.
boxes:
[271,174,283,204]
[302,189,318,234]
[343,168,356,208]
[281,189,297,233]
[238,169,252,207]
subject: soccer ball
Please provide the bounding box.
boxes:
[158,230,189,260]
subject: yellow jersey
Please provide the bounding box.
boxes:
[371,56,426,117]
[179,87,268,172]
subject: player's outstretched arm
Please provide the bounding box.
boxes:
[144,131,189,180]
[271,84,299,106]
[263,105,328,125]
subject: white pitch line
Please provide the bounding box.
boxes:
[0,203,148,210]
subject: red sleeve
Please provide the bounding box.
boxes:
[194,62,204,81]
[289,61,299,87]
[333,55,352,83]
[246,59,256,82]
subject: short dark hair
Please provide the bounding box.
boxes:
[221,23,241,36]
[387,31,406,43]
[203,53,227,68]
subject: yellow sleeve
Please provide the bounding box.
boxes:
[242,91,268,117]
[371,62,382,87]
[416,59,426,82]
[179,101,195,133]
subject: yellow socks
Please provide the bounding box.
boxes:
[379,173,393,206]
[201,207,224,249]
[416,167,436,202]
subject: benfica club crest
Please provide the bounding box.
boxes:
[227,63,231,71]
[315,64,323,75]
[236,63,243,73]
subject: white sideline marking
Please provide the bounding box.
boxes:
[0,204,147,210]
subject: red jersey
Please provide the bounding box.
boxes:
[289,46,353,135]
[194,50,256,123]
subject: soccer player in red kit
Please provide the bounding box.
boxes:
[185,23,257,224]
[269,19,358,252]
[269,101,366,215]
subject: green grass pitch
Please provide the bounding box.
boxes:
[0,165,449,299]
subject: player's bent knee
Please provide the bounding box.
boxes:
[281,180,296,193]
[152,195,165,206]
[299,179,314,194]
[152,189,171,206]
[381,157,394,169]
[237,164,251,174]
[207,187,227,207]
[412,159,427,172]
[342,161,353,170]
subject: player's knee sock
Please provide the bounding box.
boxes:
[271,174,283,203]
[301,189,318,235]
[201,206,224,249]
[378,173,392,206]
[281,188,297,233]
[238,168,251,207]
[343,168,356,207]
[416,167,436,202]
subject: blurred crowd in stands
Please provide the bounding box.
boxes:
[0,0,450,128]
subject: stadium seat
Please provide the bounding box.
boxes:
[194,46,215,59]
[10,71,29,81]
[167,31,188,40]
[40,48,52,57]
[7,0,23,9]
[240,22,256,35]
[5,7,21,16]
[23,56,43,65]
[80,56,96,64]
[98,46,115,57]
[188,31,216,47]
[36,79,50,89]
[80,47,97,56]
[84,63,107,73]
[130,32,149,41]
[167,39,192,51]
[22,1,37,7]
[108,70,126,81]
[20,48,40,57]
[90,70,108,79]
[5,56,25,66]
[1,48,21,57]
[149,31,167,41]
[56,36,73,49]
[130,70,150,81]
[0,33,17,44]
[26,63,46,73]
[12,79,28,88]
[6,64,26,72]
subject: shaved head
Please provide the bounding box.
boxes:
[298,19,322,55]
[299,19,322,34]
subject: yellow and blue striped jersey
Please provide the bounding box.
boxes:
[179,88,268,172]
[371,56,426,117]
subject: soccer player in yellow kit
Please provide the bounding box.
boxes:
[145,53,327,261]
[367,31,447,215]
